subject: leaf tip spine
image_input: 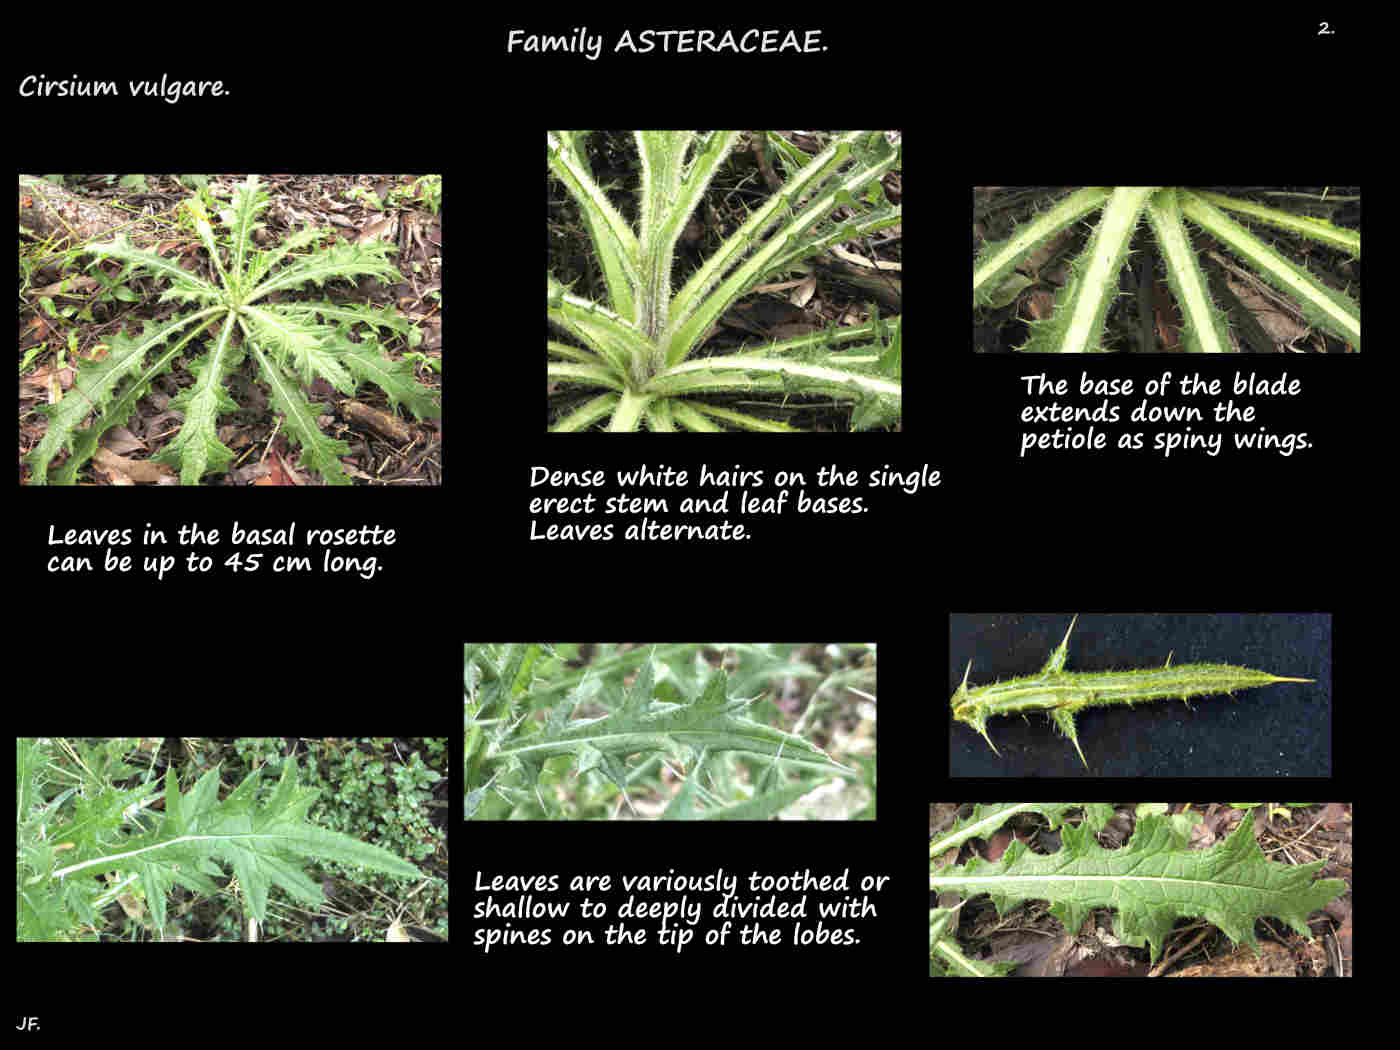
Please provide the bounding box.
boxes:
[1043,614,1078,674]
[1050,708,1088,768]
[981,725,1000,756]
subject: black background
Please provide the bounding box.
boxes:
[13,14,1365,1025]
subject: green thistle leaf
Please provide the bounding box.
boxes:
[20,752,422,940]
[930,808,1345,966]
[25,174,439,485]
[484,652,855,784]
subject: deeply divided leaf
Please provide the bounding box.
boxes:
[930,809,1345,967]
[18,753,421,940]
[468,644,867,819]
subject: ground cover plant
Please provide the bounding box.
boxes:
[466,643,876,819]
[549,131,902,431]
[22,174,441,485]
[973,186,1360,353]
[17,737,448,942]
[930,803,1349,977]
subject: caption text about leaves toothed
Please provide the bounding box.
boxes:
[472,868,886,953]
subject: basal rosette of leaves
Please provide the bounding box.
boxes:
[930,805,1347,975]
[548,131,902,431]
[16,738,424,941]
[466,643,872,820]
[24,174,441,485]
[973,187,1360,353]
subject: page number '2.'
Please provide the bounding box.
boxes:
[1317,22,1334,35]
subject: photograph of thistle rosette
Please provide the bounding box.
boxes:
[21,174,441,485]
[548,131,902,431]
[973,187,1359,353]
[948,614,1329,776]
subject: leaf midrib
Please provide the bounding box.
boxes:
[934,872,1304,897]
